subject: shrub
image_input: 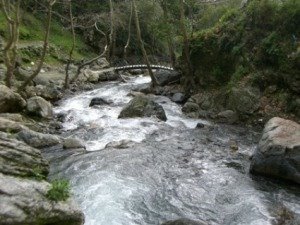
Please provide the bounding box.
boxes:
[46,179,70,202]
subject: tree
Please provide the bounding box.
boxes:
[0,0,21,88]
[123,1,133,60]
[132,0,158,87]
[18,0,56,92]
[179,0,195,91]
[64,0,75,89]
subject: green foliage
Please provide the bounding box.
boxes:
[46,179,70,202]
[189,0,300,90]
[30,166,46,181]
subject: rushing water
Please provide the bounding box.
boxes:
[47,75,300,225]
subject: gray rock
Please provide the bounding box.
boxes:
[0,173,84,225]
[172,93,186,103]
[250,117,300,184]
[98,71,119,82]
[89,97,111,107]
[105,140,135,149]
[227,87,260,115]
[34,84,63,101]
[63,138,85,149]
[216,110,238,124]
[85,69,99,83]
[17,129,61,148]
[0,113,23,122]
[0,133,49,177]
[161,218,207,225]
[182,102,200,114]
[26,96,53,118]
[154,70,181,86]
[0,85,26,113]
[0,117,27,133]
[118,96,167,121]
[90,57,110,70]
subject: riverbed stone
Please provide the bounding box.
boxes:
[89,97,111,107]
[172,93,186,103]
[17,129,61,148]
[98,71,119,81]
[182,102,200,114]
[154,70,181,86]
[161,218,207,225]
[250,117,300,184]
[216,110,238,124]
[118,95,167,121]
[0,85,26,113]
[26,96,53,118]
[63,138,85,150]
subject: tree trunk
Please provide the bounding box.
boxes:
[161,1,176,68]
[70,22,108,84]
[108,0,115,61]
[123,1,133,60]
[1,0,21,88]
[18,0,56,92]
[132,0,158,87]
[64,0,75,89]
[179,0,194,91]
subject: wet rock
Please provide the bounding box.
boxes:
[0,85,26,113]
[216,110,238,124]
[118,95,167,121]
[17,129,61,148]
[154,70,181,86]
[26,96,53,118]
[98,71,119,81]
[89,97,111,107]
[161,218,207,225]
[229,140,239,151]
[63,138,85,150]
[227,87,260,116]
[182,102,200,114]
[172,93,186,103]
[105,140,135,149]
[250,117,300,184]
[195,123,205,129]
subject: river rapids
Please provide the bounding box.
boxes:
[44,75,300,225]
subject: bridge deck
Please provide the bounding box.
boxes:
[114,64,174,71]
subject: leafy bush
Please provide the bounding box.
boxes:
[46,179,70,202]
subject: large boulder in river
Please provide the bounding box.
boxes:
[26,96,53,118]
[118,95,167,121]
[154,70,181,86]
[0,133,84,225]
[89,97,111,107]
[0,85,26,113]
[161,218,207,225]
[250,117,300,184]
[98,70,119,82]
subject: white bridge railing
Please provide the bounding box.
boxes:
[114,64,174,71]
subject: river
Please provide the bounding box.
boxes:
[45,75,300,225]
